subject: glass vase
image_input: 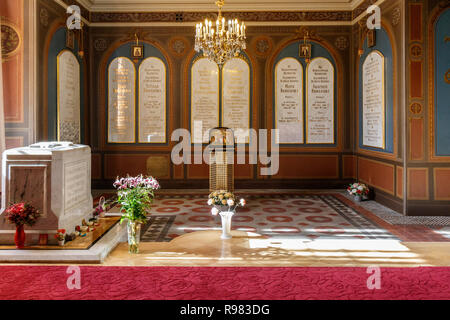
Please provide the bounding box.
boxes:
[219,211,234,240]
[127,221,142,254]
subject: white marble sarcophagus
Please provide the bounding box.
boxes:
[0,142,93,245]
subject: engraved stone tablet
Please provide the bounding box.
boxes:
[191,58,220,144]
[222,58,250,143]
[108,57,136,143]
[306,57,335,144]
[139,57,166,143]
[362,51,385,149]
[57,50,80,143]
[275,57,303,144]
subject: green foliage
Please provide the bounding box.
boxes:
[118,187,155,224]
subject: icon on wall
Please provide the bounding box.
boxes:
[132,45,144,59]
[299,43,311,60]
[367,29,376,48]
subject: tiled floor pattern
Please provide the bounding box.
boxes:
[134,193,448,242]
[98,192,450,243]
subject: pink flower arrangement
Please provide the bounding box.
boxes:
[113,175,160,224]
[113,175,160,191]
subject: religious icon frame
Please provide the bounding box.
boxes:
[299,43,311,59]
[131,45,144,59]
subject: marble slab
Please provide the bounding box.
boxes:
[0,142,93,245]
[0,221,126,263]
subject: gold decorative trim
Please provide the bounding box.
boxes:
[361,50,386,150]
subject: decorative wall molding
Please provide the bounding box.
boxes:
[52,0,388,26]
[90,11,353,23]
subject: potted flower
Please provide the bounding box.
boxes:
[208,190,246,239]
[55,229,66,246]
[113,175,160,254]
[347,182,370,202]
[4,203,40,249]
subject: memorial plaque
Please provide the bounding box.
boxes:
[306,57,335,144]
[275,57,303,144]
[57,50,80,143]
[222,58,250,143]
[191,58,220,143]
[64,160,89,211]
[362,51,385,149]
[139,57,166,143]
[108,57,136,143]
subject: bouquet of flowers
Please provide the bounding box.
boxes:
[113,175,160,224]
[207,190,246,216]
[4,203,40,227]
[347,182,370,197]
[54,229,66,241]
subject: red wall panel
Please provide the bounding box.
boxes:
[358,157,395,195]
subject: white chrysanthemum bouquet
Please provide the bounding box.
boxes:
[207,190,246,216]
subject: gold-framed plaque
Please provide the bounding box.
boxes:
[107,57,136,143]
[191,57,220,144]
[132,45,144,59]
[138,57,167,143]
[299,43,311,59]
[362,50,386,149]
[222,57,251,144]
[275,57,304,144]
[306,57,335,144]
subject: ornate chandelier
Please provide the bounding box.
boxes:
[195,0,246,66]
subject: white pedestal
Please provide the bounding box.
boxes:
[0,142,93,245]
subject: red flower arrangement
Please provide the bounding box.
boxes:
[4,203,40,227]
[54,229,66,241]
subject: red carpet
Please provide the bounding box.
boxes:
[1,266,450,300]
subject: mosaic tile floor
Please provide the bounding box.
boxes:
[108,192,450,243]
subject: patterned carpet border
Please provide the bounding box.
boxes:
[1,266,450,300]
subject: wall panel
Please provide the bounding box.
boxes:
[358,157,395,195]
[274,155,339,179]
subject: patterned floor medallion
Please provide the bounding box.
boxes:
[100,192,450,243]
